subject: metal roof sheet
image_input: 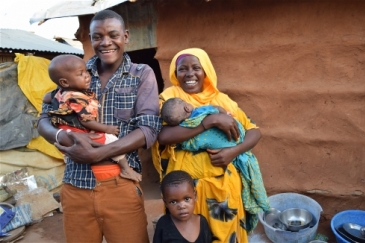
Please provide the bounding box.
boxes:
[30,0,128,24]
[0,28,84,55]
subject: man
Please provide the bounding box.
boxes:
[38,9,161,243]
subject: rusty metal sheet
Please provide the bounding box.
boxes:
[30,0,128,24]
[0,29,83,55]
[29,0,157,51]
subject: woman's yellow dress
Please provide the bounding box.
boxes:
[152,48,259,243]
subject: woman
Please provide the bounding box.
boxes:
[152,48,262,243]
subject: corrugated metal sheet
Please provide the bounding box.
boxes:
[30,0,128,24]
[0,29,84,55]
[27,0,157,52]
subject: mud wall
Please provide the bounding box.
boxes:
[154,0,365,218]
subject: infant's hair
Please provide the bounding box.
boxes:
[91,9,125,29]
[160,170,194,196]
[161,98,184,126]
[48,54,81,86]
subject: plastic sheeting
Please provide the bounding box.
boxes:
[14,54,63,159]
[0,55,65,202]
[0,150,65,202]
[0,62,39,150]
[0,54,62,158]
[15,53,55,113]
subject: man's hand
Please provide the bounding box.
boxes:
[55,131,103,164]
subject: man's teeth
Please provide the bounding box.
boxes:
[101,50,116,53]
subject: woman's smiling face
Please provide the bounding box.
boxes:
[176,55,205,94]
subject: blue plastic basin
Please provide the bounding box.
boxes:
[330,210,365,243]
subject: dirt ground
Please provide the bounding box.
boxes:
[6,179,163,243]
[1,150,338,243]
[5,178,337,243]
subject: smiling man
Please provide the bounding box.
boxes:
[37,9,162,243]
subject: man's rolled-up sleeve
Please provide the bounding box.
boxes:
[132,65,162,149]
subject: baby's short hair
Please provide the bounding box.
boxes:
[48,54,80,86]
[160,170,194,196]
[161,98,184,126]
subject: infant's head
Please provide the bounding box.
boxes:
[48,54,90,91]
[161,98,194,126]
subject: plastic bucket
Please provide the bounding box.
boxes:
[330,209,365,243]
[258,193,323,243]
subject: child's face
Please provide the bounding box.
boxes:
[176,99,194,121]
[163,182,196,222]
[64,58,91,91]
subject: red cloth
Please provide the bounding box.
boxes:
[58,125,106,144]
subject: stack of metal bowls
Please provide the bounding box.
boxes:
[279,208,313,232]
[263,207,314,232]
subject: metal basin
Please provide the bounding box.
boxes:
[279,208,313,232]
[342,223,365,242]
[264,208,287,230]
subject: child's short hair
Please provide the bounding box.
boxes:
[161,98,183,125]
[160,170,194,196]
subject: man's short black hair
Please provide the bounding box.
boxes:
[160,170,194,196]
[91,9,125,29]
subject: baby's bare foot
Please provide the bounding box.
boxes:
[120,167,142,182]
[117,157,142,182]
[120,169,142,182]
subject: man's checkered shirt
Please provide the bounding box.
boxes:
[42,53,162,189]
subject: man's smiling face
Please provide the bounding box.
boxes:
[89,18,129,66]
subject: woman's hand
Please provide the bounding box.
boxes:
[55,131,103,164]
[207,148,237,167]
[207,128,262,167]
[202,114,239,141]
[158,124,206,145]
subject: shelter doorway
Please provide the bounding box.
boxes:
[127,48,164,94]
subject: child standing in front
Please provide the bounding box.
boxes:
[43,54,142,182]
[153,170,212,243]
